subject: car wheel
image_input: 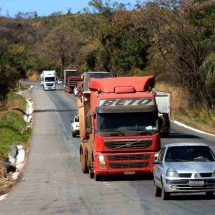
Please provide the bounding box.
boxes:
[154,182,162,197]
[161,184,170,200]
[206,191,213,198]
[72,131,76,137]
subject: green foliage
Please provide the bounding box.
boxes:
[0,92,30,157]
[98,10,150,74]
[144,0,215,110]
[199,53,215,108]
[0,112,31,158]
[86,50,97,70]
[1,0,215,111]
[0,112,31,157]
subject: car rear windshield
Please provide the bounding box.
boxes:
[165,146,215,162]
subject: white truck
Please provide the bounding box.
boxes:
[156,91,171,137]
[41,70,56,91]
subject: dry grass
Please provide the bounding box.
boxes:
[27,70,40,81]
[156,82,215,135]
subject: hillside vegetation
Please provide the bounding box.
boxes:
[0,0,215,130]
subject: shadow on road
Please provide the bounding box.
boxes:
[165,132,203,139]
[34,109,76,113]
[168,193,215,201]
[100,173,153,182]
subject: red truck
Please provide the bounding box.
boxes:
[78,75,161,180]
[64,69,82,93]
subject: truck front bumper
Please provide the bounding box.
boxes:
[94,152,155,176]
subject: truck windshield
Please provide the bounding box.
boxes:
[97,112,158,135]
[45,77,55,82]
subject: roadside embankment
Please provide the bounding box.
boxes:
[0,88,33,198]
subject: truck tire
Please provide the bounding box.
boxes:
[162,132,170,138]
[81,153,88,173]
[94,173,102,181]
[89,168,94,179]
[206,191,213,198]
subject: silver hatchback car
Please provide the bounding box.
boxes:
[153,143,215,200]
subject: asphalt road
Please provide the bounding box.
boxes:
[0,81,215,215]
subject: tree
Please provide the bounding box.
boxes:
[98,9,150,75]
[44,21,81,77]
[143,0,215,109]
[0,17,38,107]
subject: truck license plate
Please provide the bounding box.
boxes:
[124,171,135,175]
[189,180,204,186]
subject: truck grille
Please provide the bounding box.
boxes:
[110,162,149,169]
[46,83,53,86]
[108,154,150,161]
[104,139,152,150]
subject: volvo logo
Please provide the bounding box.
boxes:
[126,143,132,148]
[194,174,198,179]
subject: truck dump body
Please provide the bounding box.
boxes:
[64,70,82,93]
[78,75,160,180]
[67,76,83,93]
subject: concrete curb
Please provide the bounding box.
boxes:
[0,145,26,200]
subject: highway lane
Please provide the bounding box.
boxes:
[0,81,214,215]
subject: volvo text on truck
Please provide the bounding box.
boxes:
[78,75,161,181]
[41,70,56,91]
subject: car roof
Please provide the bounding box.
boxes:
[164,142,209,148]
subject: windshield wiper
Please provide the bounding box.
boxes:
[126,130,155,135]
[139,131,154,135]
[110,131,125,136]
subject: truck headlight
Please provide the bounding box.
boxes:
[98,155,105,164]
[166,168,179,177]
[98,154,106,169]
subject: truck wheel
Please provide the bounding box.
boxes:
[81,153,88,173]
[162,132,170,138]
[94,173,102,181]
[206,191,213,198]
[89,168,94,179]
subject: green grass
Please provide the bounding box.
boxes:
[0,93,31,157]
